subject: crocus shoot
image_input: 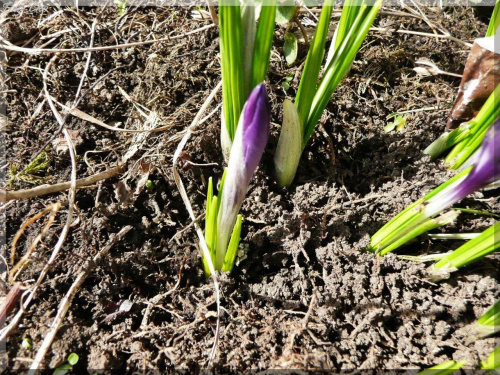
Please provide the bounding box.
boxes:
[203,84,270,277]
[274,0,382,186]
[425,83,500,169]
[425,5,500,169]
[369,117,500,256]
[427,222,500,280]
[219,0,276,160]
[476,299,500,339]
[481,345,500,372]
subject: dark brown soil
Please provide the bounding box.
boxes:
[1,4,498,373]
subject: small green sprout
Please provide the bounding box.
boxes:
[68,353,79,366]
[114,0,128,16]
[21,337,33,350]
[384,115,406,133]
[281,74,294,90]
[274,0,382,186]
[54,353,79,375]
[145,180,154,190]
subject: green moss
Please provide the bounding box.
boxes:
[7,149,52,187]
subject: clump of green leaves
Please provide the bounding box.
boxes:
[281,74,294,90]
[425,3,500,169]
[203,173,243,276]
[219,0,276,159]
[367,167,471,256]
[425,84,500,169]
[274,0,382,186]
[8,149,51,187]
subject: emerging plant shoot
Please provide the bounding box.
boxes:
[274,0,382,186]
[203,84,270,276]
[427,223,500,280]
[369,118,500,256]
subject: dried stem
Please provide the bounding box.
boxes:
[0,165,124,202]
[0,24,215,54]
[172,80,222,365]
[370,26,472,47]
[9,203,61,281]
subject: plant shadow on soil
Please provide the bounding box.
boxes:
[2,4,499,373]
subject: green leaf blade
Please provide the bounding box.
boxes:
[222,215,243,273]
[220,2,246,140]
[295,0,334,130]
[304,0,381,144]
[433,222,500,270]
[251,3,276,88]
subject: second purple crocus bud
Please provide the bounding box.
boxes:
[215,83,270,270]
[425,117,500,217]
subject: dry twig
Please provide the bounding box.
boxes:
[172,80,222,365]
[9,203,61,265]
[53,99,172,133]
[0,165,125,202]
[206,0,219,25]
[9,203,61,282]
[0,24,215,54]
[370,26,472,47]
[26,129,78,373]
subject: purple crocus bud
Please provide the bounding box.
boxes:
[425,118,500,217]
[215,83,270,269]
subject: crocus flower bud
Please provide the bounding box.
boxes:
[215,83,270,269]
[425,117,500,217]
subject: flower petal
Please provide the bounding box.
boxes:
[242,83,271,176]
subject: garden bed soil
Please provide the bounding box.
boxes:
[1,4,499,373]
